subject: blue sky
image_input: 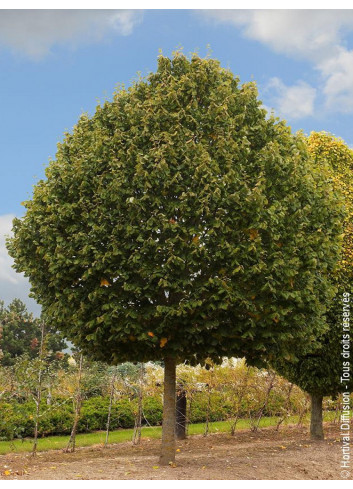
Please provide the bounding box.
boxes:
[1,9,353,315]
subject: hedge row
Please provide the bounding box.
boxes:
[0,391,302,440]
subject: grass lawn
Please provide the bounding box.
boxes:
[0,411,336,455]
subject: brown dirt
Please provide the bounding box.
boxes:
[0,422,350,480]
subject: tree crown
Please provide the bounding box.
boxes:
[7,53,344,366]
[271,132,353,396]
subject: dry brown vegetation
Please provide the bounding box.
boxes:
[0,422,348,480]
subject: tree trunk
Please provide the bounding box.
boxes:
[32,322,45,457]
[276,383,293,431]
[175,385,187,440]
[310,394,324,440]
[159,357,176,465]
[186,393,193,437]
[252,370,276,432]
[65,353,83,453]
[230,366,250,436]
[204,382,211,436]
[133,363,144,445]
[105,369,117,447]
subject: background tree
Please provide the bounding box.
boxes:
[0,299,67,366]
[104,366,118,447]
[271,131,353,439]
[65,353,83,453]
[32,322,45,456]
[175,380,187,440]
[307,132,353,275]
[7,52,344,464]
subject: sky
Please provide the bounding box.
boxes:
[1,8,353,315]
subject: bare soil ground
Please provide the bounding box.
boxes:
[0,422,350,480]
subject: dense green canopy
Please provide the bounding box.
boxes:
[271,132,353,397]
[7,53,344,367]
[0,299,67,366]
[272,297,352,397]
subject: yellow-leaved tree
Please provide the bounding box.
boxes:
[272,131,353,439]
[307,131,353,276]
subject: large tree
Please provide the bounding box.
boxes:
[271,131,353,439]
[7,53,343,464]
[0,299,67,366]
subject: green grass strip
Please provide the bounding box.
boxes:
[0,411,337,455]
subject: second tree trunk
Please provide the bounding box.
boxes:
[310,393,324,440]
[176,385,187,440]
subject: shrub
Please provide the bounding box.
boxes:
[142,396,163,426]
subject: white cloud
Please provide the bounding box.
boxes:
[201,9,353,115]
[319,49,353,112]
[203,10,351,62]
[0,214,40,315]
[0,10,142,59]
[0,214,18,285]
[266,77,316,120]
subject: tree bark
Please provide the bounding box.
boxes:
[175,385,187,440]
[105,369,117,447]
[159,357,176,465]
[32,322,45,457]
[310,393,324,440]
[133,363,144,445]
[252,370,276,432]
[65,353,83,452]
[204,382,211,436]
[276,383,293,431]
